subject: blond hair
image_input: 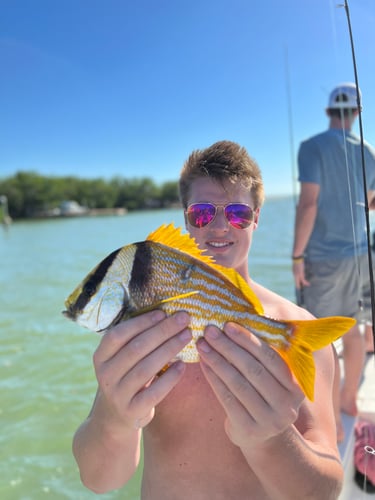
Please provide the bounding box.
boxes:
[179,140,265,208]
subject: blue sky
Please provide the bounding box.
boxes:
[1,0,374,196]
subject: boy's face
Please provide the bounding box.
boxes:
[185,177,259,279]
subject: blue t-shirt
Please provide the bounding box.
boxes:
[298,128,375,261]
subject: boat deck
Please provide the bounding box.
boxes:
[338,353,375,499]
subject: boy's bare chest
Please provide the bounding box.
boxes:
[141,364,265,499]
[152,363,224,434]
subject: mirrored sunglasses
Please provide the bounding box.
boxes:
[186,202,254,229]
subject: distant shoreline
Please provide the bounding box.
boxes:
[30,206,128,220]
[3,196,295,223]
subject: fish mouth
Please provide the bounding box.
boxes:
[62,309,74,320]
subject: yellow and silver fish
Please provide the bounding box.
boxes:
[63,223,355,401]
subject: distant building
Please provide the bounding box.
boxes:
[59,200,89,216]
[0,195,12,226]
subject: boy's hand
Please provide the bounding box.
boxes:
[197,322,304,447]
[92,310,192,432]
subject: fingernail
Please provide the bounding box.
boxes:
[224,322,236,335]
[206,326,219,340]
[152,310,165,322]
[197,338,211,353]
[175,311,190,326]
[179,329,192,342]
[173,360,185,372]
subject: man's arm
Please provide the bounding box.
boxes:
[292,182,319,288]
[293,182,319,257]
[72,310,191,493]
[238,346,343,500]
[197,320,343,500]
[368,189,375,210]
[73,394,142,494]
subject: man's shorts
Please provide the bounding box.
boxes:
[299,253,370,321]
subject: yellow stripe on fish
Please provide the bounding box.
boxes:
[63,223,355,401]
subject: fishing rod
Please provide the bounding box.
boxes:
[284,47,305,307]
[340,0,375,350]
[284,47,298,210]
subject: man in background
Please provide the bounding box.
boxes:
[292,83,375,441]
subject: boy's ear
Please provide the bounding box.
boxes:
[253,208,260,228]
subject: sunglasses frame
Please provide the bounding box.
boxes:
[186,202,255,229]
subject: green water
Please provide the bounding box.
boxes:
[0,199,295,499]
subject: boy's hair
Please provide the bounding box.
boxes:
[179,140,265,209]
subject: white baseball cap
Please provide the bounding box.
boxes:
[328,82,361,109]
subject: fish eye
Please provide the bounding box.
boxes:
[83,279,97,297]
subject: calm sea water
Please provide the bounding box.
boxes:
[0,197,295,500]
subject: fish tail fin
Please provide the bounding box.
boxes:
[278,348,316,401]
[280,316,355,401]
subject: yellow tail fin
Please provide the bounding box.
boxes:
[279,316,355,401]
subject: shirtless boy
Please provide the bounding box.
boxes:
[73,140,343,499]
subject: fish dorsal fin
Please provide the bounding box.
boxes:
[147,223,264,315]
[147,223,215,265]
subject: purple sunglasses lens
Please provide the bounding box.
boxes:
[187,203,253,229]
[187,203,216,227]
[224,204,253,229]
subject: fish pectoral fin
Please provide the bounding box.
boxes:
[158,290,200,305]
[129,291,200,318]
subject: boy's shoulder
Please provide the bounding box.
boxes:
[250,280,313,321]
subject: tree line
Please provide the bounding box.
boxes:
[0,171,180,219]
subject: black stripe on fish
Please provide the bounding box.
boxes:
[129,241,152,295]
[74,247,122,313]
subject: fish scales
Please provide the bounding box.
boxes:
[63,223,356,400]
[149,247,251,314]
[144,243,287,353]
